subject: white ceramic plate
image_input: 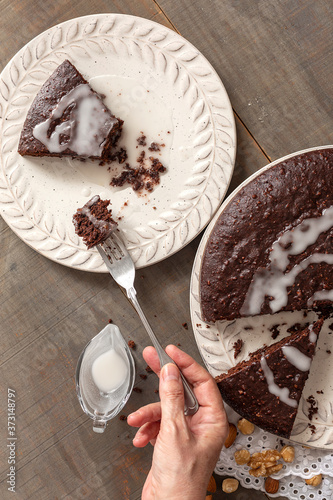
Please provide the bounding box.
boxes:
[190,146,333,450]
[0,14,236,270]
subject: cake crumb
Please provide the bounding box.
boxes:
[128,340,136,349]
[133,387,142,393]
[148,142,160,152]
[139,374,147,380]
[270,324,280,340]
[182,322,188,330]
[145,365,153,373]
[119,415,127,421]
[108,318,113,324]
[233,339,244,359]
[307,395,318,421]
[137,135,146,146]
[308,423,316,435]
[154,389,159,394]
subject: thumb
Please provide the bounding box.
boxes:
[159,363,184,420]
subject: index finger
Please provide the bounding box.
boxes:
[143,344,223,409]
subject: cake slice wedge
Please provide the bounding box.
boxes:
[18,60,123,162]
[216,319,323,438]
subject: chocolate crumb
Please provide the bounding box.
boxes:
[139,374,147,380]
[145,365,153,373]
[270,324,280,340]
[326,350,331,354]
[119,415,127,421]
[182,322,188,330]
[133,387,142,393]
[316,390,324,394]
[177,343,181,346]
[154,389,159,394]
[233,339,244,359]
[148,142,160,152]
[137,135,146,146]
[110,147,128,164]
[307,395,318,421]
[108,318,113,324]
[287,322,309,334]
[137,150,145,163]
[128,340,136,349]
[308,423,316,435]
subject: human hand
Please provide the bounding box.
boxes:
[127,345,229,500]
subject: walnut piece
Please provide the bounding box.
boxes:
[237,418,255,435]
[234,449,251,465]
[280,445,295,463]
[247,449,283,477]
[305,474,322,487]
[222,478,239,493]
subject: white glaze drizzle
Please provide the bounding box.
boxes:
[307,289,333,306]
[242,253,333,315]
[308,324,317,344]
[80,195,116,235]
[33,84,117,156]
[281,346,312,372]
[270,206,333,271]
[260,356,298,408]
[241,206,333,315]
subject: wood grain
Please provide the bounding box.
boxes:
[154,0,333,160]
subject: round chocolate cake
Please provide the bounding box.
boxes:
[200,148,333,323]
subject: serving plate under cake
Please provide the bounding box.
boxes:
[190,146,333,449]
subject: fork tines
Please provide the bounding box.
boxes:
[101,235,125,263]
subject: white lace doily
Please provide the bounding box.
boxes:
[215,405,333,499]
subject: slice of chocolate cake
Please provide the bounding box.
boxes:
[73,196,117,249]
[216,319,323,438]
[18,60,123,162]
[200,149,333,322]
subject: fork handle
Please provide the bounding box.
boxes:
[127,287,199,416]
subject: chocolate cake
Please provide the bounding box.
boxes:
[18,60,123,162]
[73,196,117,249]
[200,149,333,322]
[216,319,323,438]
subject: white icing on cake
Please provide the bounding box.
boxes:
[241,207,333,315]
[281,346,312,372]
[307,289,333,306]
[260,356,298,408]
[33,84,117,156]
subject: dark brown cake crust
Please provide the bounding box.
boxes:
[73,196,117,249]
[18,60,123,161]
[216,319,323,438]
[200,149,333,322]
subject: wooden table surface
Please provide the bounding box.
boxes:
[0,1,332,499]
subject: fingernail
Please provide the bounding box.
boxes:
[128,410,140,419]
[161,363,180,382]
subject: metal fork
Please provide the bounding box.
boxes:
[97,231,199,416]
